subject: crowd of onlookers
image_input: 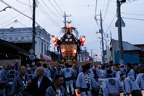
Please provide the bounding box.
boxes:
[0,62,144,96]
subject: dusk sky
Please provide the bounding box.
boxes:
[0,0,144,61]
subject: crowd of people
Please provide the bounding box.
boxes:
[0,62,144,96]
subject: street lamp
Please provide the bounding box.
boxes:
[0,6,11,12]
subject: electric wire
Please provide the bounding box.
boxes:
[15,0,31,7]
[0,0,32,20]
[0,7,29,26]
[47,0,63,16]
[5,6,30,28]
[105,14,116,35]
[54,0,64,13]
[40,0,63,21]
[122,12,144,16]
[58,0,71,21]
[94,0,100,27]
[103,0,112,21]
[0,4,23,20]
[102,0,107,14]
[94,0,98,16]
[123,17,144,21]
[0,0,44,28]
[37,3,62,28]
[59,0,71,15]
[1,20,17,29]
[28,0,32,14]
[123,0,140,4]
[0,0,53,36]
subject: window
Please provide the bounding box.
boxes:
[44,44,46,54]
[41,42,43,54]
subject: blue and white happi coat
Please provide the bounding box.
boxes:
[136,73,144,90]
[124,76,140,94]
[76,72,99,96]
[61,68,74,85]
[103,77,124,96]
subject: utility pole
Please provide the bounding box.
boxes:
[91,49,93,61]
[117,0,124,64]
[32,0,36,54]
[31,0,36,66]
[64,12,67,28]
[63,12,71,33]
[91,49,93,58]
[110,31,112,40]
[100,11,105,64]
[81,51,83,62]
[84,47,87,62]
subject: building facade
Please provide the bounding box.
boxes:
[104,39,141,64]
[134,44,144,64]
[78,50,90,62]
[0,26,51,59]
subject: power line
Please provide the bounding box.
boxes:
[0,7,29,26]
[105,15,116,34]
[38,6,62,28]
[122,12,144,16]
[0,0,32,20]
[28,0,32,14]
[0,0,47,32]
[95,0,98,15]
[47,0,63,16]
[103,0,112,21]
[123,0,140,4]
[54,0,64,13]
[37,3,62,27]
[40,0,63,21]
[15,0,31,7]
[1,20,17,29]
[58,0,71,21]
[102,0,107,12]
[123,17,144,21]
[94,0,100,27]
[58,0,71,15]
[17,20,28,27]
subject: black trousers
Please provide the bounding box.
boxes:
[131,90,142,96]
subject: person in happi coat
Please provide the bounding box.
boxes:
[45,75,70,96]
[113,64,121,80]
[0,66,7,96]
[27,67,34,80]
[49,64,58,83]
[97,65,107,79]
[126,63,136,80]
[120,64,127,75]
[103,71,124,96]
[6,64,19,95]
[43,64,51,79]
[11,66,31,96]
[28,67,52,96]
[61,63,75,95]
[72,64,78,88]
[124,76,142,96]
[136,67,144,95]
[76,63,99,96]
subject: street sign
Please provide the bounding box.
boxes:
[99,29,102,33]
[115,18,125,27]
[29,54,35,60]
[29,49,34,54]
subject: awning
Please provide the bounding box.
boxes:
[40,54,52,62]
